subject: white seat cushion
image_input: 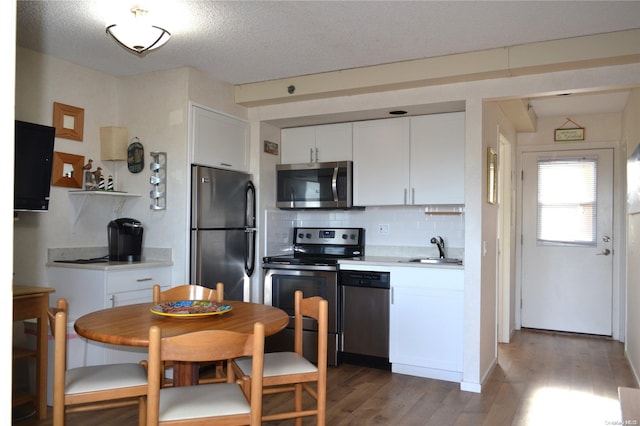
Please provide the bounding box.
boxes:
[65,363,147,395]
[159,383,250,422]
[235,352,318,378]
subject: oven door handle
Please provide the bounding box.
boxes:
[331,167,339,203]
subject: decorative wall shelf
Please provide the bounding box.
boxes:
[68,191,141,224]
[149,152,167,210]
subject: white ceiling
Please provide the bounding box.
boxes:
[16,1,640,116]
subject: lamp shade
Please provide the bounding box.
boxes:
[100,127,128,161]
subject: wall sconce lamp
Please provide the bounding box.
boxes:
[106,7,171,55]
[100,126,128,191]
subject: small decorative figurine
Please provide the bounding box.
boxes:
[83,159,93,170]
[107,175,114,191]
[98,174,105,190]
[93,167,102,179]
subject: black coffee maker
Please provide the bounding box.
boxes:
[108,218,143,261]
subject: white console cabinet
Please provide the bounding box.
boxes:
[46,263,171,366]
[389,266,463,382]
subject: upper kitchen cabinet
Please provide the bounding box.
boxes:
[281,122,352,164]
[353,112,464,206]
[353,117,410,205]
[191,105,249,172]
[410,112,465,204]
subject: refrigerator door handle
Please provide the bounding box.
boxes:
[245,181,256,276]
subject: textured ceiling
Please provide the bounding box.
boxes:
[16,1,640,85]
[15,1,640,116]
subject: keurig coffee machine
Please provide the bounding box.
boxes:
[108,218,143,261]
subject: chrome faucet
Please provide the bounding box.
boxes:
[430,236,446,259]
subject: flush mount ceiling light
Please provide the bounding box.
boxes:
[106,7,171,55]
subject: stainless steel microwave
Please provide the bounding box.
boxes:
[276,161,354,209]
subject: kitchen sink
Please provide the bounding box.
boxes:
[403,257,463,265]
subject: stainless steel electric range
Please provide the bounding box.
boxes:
[263,227,365,366]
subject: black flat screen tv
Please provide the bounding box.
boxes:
[14,120,55,211]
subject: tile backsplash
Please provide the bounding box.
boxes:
[264,205,464,259]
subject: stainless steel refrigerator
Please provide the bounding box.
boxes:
[190,165,256,301]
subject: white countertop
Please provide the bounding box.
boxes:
[46,259,173,271]
[339,256,463,270]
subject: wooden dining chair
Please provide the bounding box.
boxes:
[146,321,265,425]
[230,290,328,426]
[152,282,224,305]
[49,298,148,426]
[152,282,225,385]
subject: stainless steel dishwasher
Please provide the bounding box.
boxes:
[339,270,391,369]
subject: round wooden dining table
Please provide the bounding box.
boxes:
[74,300,288,386]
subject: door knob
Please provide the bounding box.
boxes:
[596,249,611,256]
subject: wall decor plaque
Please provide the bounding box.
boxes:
[554,118,585,142]
[127,137,144,173]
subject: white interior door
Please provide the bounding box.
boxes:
[521,149,613,336]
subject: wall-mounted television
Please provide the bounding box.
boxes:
[14,120,55,211]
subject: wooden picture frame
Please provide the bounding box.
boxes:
[52,151,84,188]
[53,102,84,141]
[487,147,497,204]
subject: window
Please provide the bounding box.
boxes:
[537,158,597,246]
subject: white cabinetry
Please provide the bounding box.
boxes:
[352,117,410,205]
[353,112,465,206]
[410,112,465,204]
[389,266,463,382]
[191,105,249,172]
[281,122,352,163]
[46,264,171,365]
[336,262,464,382]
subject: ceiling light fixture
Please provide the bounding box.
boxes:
[106,7,171,55]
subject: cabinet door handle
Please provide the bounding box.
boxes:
[315,147,319,162]
[136,278,153,282]
[110,294,115,308]
[403,189,407,205]
[220,162,232,167]
[412,188,415,205]
[310,148,314,163]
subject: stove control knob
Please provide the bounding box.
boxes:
[341,234,348,239]
[305,233,311,239]
[298,233,304,239]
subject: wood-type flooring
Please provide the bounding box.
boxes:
[13,329,638,425]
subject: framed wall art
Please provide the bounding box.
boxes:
[53,102,84,141]
[51,151,84,188]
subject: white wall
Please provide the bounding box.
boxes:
[14,47,120,285]
[13,49,246,290]
[249,62,640,391]
[623,88,640,383]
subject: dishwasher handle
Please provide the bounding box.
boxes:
[339,270,390,289]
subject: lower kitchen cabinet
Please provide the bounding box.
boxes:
[389,267,464,382]
[46,263,171,365]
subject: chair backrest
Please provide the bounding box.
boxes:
[293,290,328,368]
[147,321,265,424]
[152,282,224,304]
[48,298,69,413]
